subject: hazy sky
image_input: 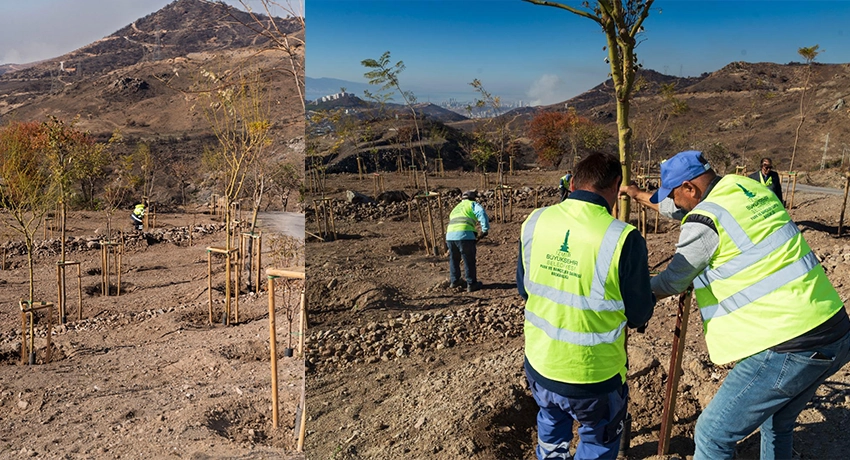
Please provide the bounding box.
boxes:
[307,0,850,105]
[0,0,302,66]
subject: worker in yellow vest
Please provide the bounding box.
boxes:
[446,190,489,292]
[558,170,573,202]
[518,153,655,459]
[621,150,850,459]
[131,202,146,231]
[748,157,783,203]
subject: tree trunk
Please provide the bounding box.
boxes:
[617,96,633,221]
[26,237,35,303]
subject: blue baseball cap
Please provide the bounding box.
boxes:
[650,150,712,204]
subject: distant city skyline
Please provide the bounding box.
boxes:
[307,0,850,106]
[0,0,301,66]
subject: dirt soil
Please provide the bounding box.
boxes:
[0,209,305,459]
[305,170,850,460]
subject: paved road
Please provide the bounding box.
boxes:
[793,183,846,196]
[256,212,304,240]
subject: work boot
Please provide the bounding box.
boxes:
[449,280,466,289]
[467,281,482,293]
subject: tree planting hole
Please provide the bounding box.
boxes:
[204,405,268,444]
[217,340,268,362]
[84,283,129,297]
[486,388,537,459]
[390,243,423,256]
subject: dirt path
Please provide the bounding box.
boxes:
[305,170,850,460]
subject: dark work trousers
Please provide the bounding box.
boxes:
[131,214,143,230]
[447,239,477,285]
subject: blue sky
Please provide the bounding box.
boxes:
[0,0,302,66]
[307,0,850,105]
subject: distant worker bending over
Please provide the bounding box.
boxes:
[131,202,146,231]
[446,190,489,293]
[558,170,573,202]
[621,150,850,459]
[748,157,783,203]
[518,153,655,460]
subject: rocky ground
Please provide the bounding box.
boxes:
[305,169,850,460]
[0,209,305,459]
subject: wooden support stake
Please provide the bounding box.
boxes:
[297,388,307,452]
[658,288,693,456]
[208,251,213,324]
[19,301,55,365]
[425,197,438,256]
[416,202,430,254]
[298,289,306,357]
[268,276,279,428]
[116,247,121,297]
[356,156,364,180]
[77,263,83,320]
[57,261,83,322]
[839,174,850,236]
[265,267,305,431]
[328,204,337,240]
[56,264,63,320]
[234,250,240,324]
[207,246,239,325]
[437,193,446,255]
[225,250,232,325]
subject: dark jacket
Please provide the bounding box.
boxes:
[749,170,783,202]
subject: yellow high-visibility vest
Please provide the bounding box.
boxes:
[687,175,842,364]
[447,200,476,234]
[521,199,634,384]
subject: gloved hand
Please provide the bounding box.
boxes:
[477,231,488,240]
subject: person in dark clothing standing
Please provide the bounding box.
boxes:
[748,157,783,203]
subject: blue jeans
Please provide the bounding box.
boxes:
[447,239,476,285]
[694,329,850,460]
[526,372,628,459]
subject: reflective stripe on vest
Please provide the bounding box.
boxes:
[695,220,799,288]
[687,175,842,364]
[760,172,773,186]
[525,308,626,346]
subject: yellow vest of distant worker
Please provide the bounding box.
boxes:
[687,175,842,364]
[521,200,633,384]
[447,200,476,233]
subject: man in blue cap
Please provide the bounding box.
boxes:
[621,150,850,459]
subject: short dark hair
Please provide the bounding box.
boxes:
[573,153,622,191]
[760,157,772,165]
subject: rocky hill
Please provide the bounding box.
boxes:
[541,61,850,173]
[0,0,305,208]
